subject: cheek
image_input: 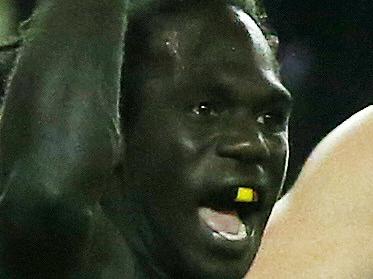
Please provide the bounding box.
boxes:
[267,132,289,159]
[265,132,289,179]
[126,117,190,186]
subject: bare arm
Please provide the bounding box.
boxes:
[246,106,373,278]
[0,0,126,277]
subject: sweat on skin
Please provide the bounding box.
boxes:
[0,1,291,278]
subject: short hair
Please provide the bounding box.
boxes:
[120,0,278,130]
[126,0,278,51]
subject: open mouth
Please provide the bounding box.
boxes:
[199,207,248,241]
[198,187,260,242]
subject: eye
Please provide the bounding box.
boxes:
[256,111,288,132]
[192,102,218,117]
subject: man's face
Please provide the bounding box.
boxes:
[124,5,292,279]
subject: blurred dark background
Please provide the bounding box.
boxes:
[264,0,373,190]
[1,0,373,191]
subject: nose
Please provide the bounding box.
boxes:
[216,130,270,164]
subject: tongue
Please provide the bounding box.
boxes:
[199,207,243,234]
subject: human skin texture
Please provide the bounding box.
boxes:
[116,3,291,278]
[246,106,373,278]
[0,1,291,278]
[0,0,130,278]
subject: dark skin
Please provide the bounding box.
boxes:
[0,1,292,278]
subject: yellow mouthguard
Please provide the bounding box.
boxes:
[235,187,258,203]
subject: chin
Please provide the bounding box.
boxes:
[161,217,261,279]
[148,195,270,279]
[175,250,254,279]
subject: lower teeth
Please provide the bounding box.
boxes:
[212,223,248,241]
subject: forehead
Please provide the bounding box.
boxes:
[141,5,278,77]
[124,4,290,108]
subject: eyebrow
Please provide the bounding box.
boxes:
[207,82,293,112]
